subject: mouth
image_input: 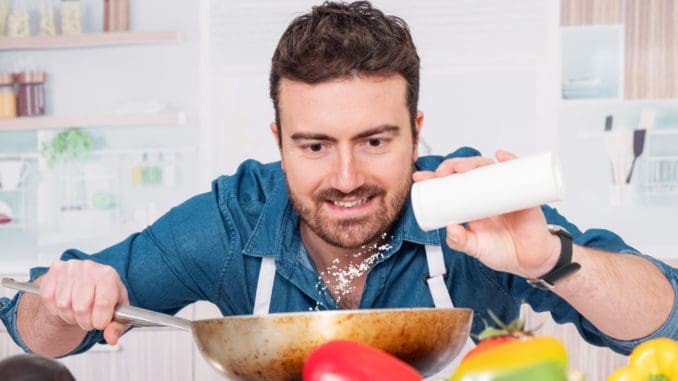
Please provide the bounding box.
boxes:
[324,195,377,216]
[331,197,371,208]
[315,186,384,217]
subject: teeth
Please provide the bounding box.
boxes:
[332,198,368,208]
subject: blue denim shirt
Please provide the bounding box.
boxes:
[2,147,677,356]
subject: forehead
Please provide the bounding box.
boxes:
[277,75,409,135]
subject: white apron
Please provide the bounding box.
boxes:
[253,245,475,379]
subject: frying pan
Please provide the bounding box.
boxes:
[2,278,472,380]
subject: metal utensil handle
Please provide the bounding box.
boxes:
[1,278,191,331]
[114,305,191,331]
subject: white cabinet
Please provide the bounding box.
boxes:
[1,324,195,381]
[60,328,194,381]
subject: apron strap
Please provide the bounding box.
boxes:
[424,244,476,378]
[253,246,458,311]
[252,256,276,315]
[424,244,454,308]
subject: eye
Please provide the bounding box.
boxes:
[299,142,328,157]
[367,138,384,147]
[308,143,324,152]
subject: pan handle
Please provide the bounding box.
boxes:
[1,278,192,331]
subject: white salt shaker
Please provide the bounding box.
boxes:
[411,152,565,231]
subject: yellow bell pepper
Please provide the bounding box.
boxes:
[449,336,568,381]
[607,338,678,381]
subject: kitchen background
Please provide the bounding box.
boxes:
[0,0,676,380]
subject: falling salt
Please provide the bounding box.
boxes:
[314,233,394,305]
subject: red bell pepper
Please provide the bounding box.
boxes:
[302,340,423,381]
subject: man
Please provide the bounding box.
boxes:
[1,0,676,361]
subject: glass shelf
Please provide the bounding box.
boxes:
[561,25,624,100]
[0,112,186,132]
[0,31,185,51]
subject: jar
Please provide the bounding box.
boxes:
[15,71,46,117]
[104,0,129,32]
[60,0,81,35]
[6,1,30,37]
[0,72,17,118]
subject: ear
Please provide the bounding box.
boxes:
[270,122,284,171]
[270,121,280,145]
[413,110,424,161]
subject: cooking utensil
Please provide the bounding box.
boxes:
[2,278,473,381]
[1,278,188,329]
[0,159,28,191]
[603,127,633,185]
[625,109,655,184]
[604,115,613,131]
[625,129,646,184]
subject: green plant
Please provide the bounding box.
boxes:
[40,128,93,168]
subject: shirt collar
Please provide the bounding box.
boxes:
[242,172,296,257]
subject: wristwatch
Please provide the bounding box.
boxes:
[526,224,581,290]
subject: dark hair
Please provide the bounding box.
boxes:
[269,1,420,145]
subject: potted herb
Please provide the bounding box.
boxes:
[40,128,93,168]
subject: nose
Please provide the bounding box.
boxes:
[330,146,365,193]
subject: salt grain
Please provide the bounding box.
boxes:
[314,233,394,306]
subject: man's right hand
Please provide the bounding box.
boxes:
[38,260,130,345]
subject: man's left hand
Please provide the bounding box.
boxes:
[412,150,561,279]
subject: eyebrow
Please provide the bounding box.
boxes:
[290,125,401,143]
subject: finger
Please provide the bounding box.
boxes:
[53,274,76,325]
[39,266,59,316]
[91,280,122,330]
[103,322,129,346]
[91,265,127,330]
[434,156,494,177]
[117,280,129,306]
[495,149,518,162]
[71,281,95,331]
[412,170,436,182]
[445,224,479,259]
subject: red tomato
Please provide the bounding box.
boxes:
[461,336,518,363]
[302,340,423,381]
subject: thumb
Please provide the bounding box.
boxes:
[412,170,436,182]
[103,322,129,346]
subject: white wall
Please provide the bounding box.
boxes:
[203,0,560,180]
[200,0,678,260]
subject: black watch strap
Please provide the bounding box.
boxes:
[527,225,581,290]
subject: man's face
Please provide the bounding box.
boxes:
[272,75,422,250]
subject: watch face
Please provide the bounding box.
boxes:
[527,278,554,290]
[547,224,572,238]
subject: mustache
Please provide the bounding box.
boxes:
[315,185,385,201]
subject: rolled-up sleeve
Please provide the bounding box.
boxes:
[0,189,230,357]
[596,254,678,353]
[515,206,678,355]
[0,267,107,356]
[1,290,31,353]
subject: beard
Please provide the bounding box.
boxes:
[287,175,412,250]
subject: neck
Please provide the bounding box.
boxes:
[300,224,388,270]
